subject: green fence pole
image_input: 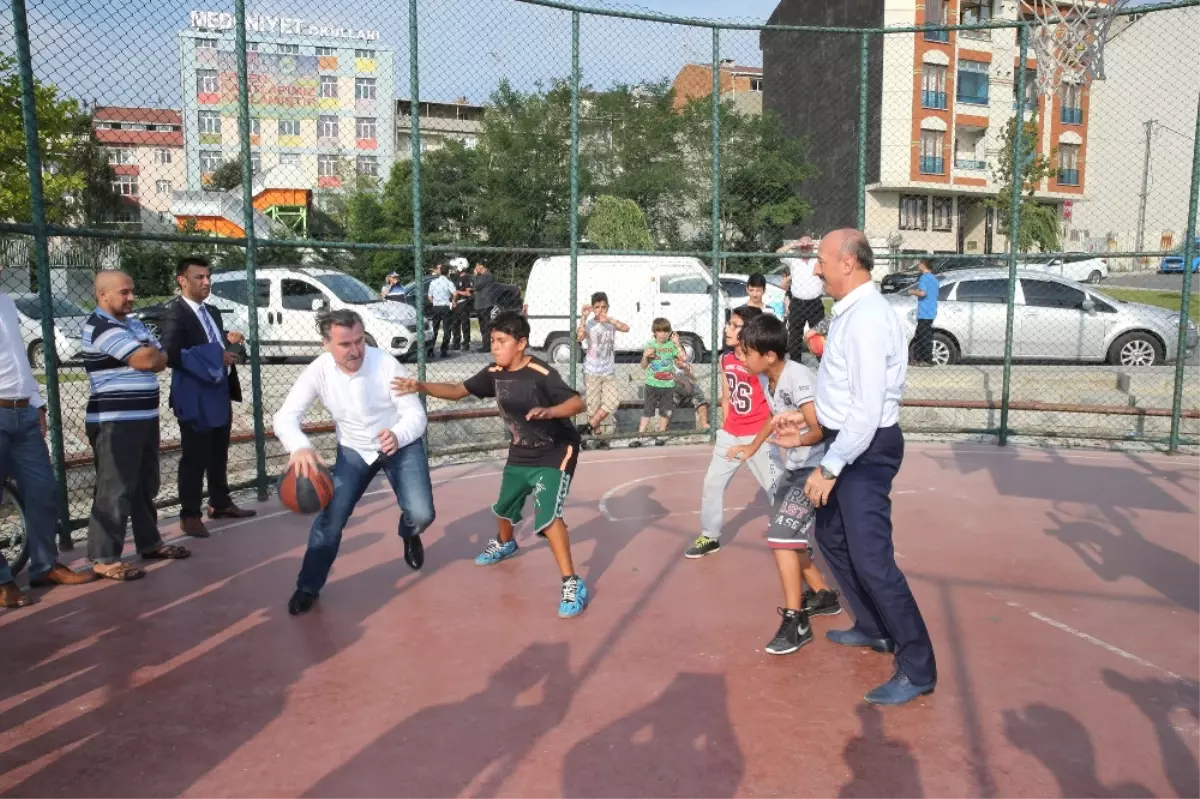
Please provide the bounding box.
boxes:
[1168,92,1200,453]
[568,11,581,390]
[410,0,426,383]
[857,32,869,229]
[709,26,721,444]
[233,0,267,499]
[998,23,1028,447]
[11,0,72,545]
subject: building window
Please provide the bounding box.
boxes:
[956,60,989,105]
[317,155,339,177]
[320,75,339,99]
[278,119,301,137]
[108,206,139,224]
[900,194,928,231]
[1014,66,1037,109]
[316,46,337,56]
[921,64,947,109]
[919,130,944,174]
[154,148,173,164]
[1058,143,1080,185]
[924,0,949,42]
[198,111,221,135]
[199,150,222,173]
[195,38,218,49]
[245,41,260,52]
[354,49,376,59]
[196,69,219,95]
[247,117,261,136]
[278,44,300,54]
[112,174,138,197]
[750,78,763,92]
[355,77,376,100]
[932,197,953,231]
[105,147,134,165]
[318,115,339,139]
[1061,83,1083,124]
[356,155,379,177]
[279,153,300,166]
[155,179,173,195]
[961,0,992,39]
[250,153,261,175]
[355,117,377,140]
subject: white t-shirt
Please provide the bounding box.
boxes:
[784,257,824,300]
[765,360,826,470]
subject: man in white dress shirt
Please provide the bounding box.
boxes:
[777,235,826,361]
[274,309,434,615]
[800,228,936,706]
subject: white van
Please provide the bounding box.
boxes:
[207,267,433,361]
[524,255,728,364]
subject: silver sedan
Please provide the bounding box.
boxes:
[887,268,1197,366]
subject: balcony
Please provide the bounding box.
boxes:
[1058,168,1079,186]
[954,158,987,170]
[924,28,950,43]
[1061,106,1083,124]
[920,156,945,175]
[961,29,991,41]
[922,90,947,109]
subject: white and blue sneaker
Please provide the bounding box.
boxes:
[558,575,590,618]
[475,538,518,566]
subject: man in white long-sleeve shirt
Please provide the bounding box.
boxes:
[800,228,936,706]
[274,309,434,615]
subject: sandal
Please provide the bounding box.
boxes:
[142,544,191,560]
[93,562,147,581]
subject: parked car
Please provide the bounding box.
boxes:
[885,268,1197,367]
[524,254,729,364]
[880,256,1003,294]
[9,294,89,370]
[719,274,787,317]
[1159,238,1200,273]
[190,267,433,361]
[397,278,524,320]
[1021,253,1108,284]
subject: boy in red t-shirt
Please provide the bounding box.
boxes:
[686,306,782,559]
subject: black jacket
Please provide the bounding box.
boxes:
[160,296,243,404]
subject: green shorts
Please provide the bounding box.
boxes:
[492,449,579,533]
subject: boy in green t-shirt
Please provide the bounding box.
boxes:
[631,317,687,447]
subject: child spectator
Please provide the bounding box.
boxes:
[673,361,710,431]
[576,292,628,448]
[631,319,686,447]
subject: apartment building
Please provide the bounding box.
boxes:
[763,0,1090,257]
[92,106,185,225]
[670,59,763,116]
[395,98,484,157]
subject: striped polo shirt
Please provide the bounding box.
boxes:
[82,308,161,423]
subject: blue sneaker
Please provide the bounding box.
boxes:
[558,575,589,618]
[475,538,518,566]
[864,670,936,706]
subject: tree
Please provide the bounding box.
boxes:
[382,139,482,246]
[205,158,244,192]
[0,55,120,226]
[585,195,653,250]
[989,115,1061,253]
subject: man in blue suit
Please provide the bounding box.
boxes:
[161,256,256,538]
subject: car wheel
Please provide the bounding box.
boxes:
[143,320,162,340]
[0,481,30,577]
[1108,332,1162,367]
[1087,270,1102,284]
[546,335,575,365]
[930,332,958,366]
[26,340,44,371]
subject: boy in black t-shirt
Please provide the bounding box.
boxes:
[392,311,591,618]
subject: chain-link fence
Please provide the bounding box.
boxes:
[0,0,1197,541]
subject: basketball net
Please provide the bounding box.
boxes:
[1021,0,1132,97]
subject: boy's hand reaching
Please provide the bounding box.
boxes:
[581,304,592,319]
[643,346,656,359]
[392,376,421,395]
[526,406,555,420]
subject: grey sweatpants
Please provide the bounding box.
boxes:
[699,429,782,539]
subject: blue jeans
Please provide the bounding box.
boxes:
[296,439,435,595]
[0,406,60,584]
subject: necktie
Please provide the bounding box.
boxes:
[199,306,220,345]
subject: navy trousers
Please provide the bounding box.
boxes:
[816,425,937,685]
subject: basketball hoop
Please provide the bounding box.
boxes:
[1021,0,1132,98]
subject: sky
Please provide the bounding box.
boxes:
[7,0,1169,112]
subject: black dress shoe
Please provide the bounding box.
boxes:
[288,589,316,615]
[404,534,424,570]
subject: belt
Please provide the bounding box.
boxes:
[0,398,31,409]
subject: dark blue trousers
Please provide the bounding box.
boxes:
[816,425,936,685]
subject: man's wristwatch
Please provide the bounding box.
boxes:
[820,465,837,481]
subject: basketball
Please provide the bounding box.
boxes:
[808,333,825,358]
[279,463,335,514]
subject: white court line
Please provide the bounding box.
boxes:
[993,595,1192,685]
[599,469,705,522]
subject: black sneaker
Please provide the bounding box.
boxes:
[803,588,842,617]
[577,422,594,436]
[594,440,611,450]
[764,607,812,655]
[684,535,721,559]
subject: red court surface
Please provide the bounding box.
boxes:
[1,442,1197,798]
